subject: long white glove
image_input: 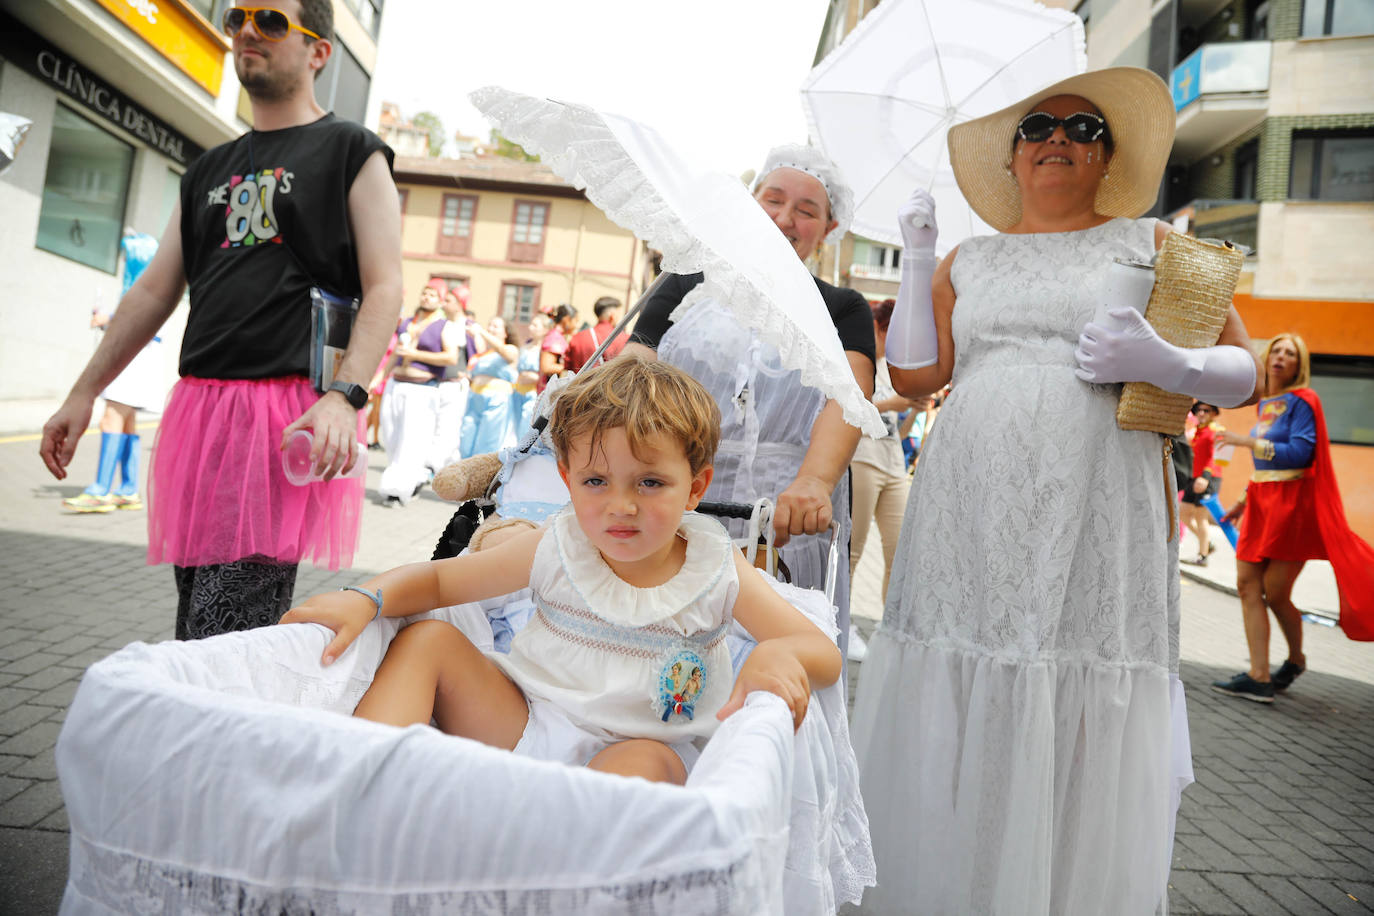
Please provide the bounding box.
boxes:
[885,189,939,370]
[1075,308,1257,407]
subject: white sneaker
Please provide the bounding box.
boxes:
[847,625,869,663]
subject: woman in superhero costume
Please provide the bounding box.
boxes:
[1213,333,1374,703]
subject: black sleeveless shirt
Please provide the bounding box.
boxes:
[178,114,393,379]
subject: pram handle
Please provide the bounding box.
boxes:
[696,500,757,520]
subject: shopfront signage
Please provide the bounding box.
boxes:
[0,13,204,165]
[91,0,229,96]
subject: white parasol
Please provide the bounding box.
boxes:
[801,0,1085,255]
[470,87,886,438]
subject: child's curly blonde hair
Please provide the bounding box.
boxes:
[549,357,721,475]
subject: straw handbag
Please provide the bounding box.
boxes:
[1116,233,1245,435]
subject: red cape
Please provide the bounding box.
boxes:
[1292,388,1374,641]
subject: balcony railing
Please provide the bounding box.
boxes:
[1166,199,1260,255]
[1171,41,1271,111]
[849,263,901,282]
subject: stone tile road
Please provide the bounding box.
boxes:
[1,425,1371,914]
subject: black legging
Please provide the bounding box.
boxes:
[173,556,298,640]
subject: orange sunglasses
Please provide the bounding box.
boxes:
[221,6,321,42]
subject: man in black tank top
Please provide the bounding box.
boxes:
[41,0,402,639]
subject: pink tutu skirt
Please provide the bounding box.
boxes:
[147,376,363,569]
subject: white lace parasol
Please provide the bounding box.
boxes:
[470,87,886,438]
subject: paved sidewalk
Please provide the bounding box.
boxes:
[1,427,1371,914]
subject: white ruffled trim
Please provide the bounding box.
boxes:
[469,86,886,439]
[550,506,734,630]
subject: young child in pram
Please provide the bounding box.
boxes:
[282,357,842,785]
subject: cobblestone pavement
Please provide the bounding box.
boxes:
[1,428,1371,914]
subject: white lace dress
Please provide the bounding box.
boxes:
[850,218,1192,915]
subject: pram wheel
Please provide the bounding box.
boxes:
[431,501,494,560]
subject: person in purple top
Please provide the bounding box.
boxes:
[378,283,465,506]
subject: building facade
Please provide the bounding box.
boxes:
[1078,0,1374,537]
[0,0,384,418]
[394,155,648,332]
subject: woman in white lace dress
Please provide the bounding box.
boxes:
[850,68,1263,914]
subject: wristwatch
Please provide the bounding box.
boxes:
[327,381,369,410]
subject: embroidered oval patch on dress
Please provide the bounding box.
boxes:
[655,650,707,723]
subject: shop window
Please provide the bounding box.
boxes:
[36,106,134,274]
[1289,130,1374,201]
[437,194,476,256]
[318,40,370,124]
[501,282,540,325]
[508,200,549,263]
[1301,0,1374,36]
[1311,356,1374,446]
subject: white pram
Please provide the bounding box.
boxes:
[55,439,875,915]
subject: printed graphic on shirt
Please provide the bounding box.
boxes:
[206,167,294,248]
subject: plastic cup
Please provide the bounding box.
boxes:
[282,430,367,486]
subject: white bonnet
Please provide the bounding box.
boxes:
[753,143,853,245]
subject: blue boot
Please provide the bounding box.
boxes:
[85,432,121,496]
[113,433,143,509]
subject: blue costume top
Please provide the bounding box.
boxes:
[470,351,516,383]
[119,232,159,298]
[1250,392,1317,471]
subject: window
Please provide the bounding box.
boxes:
[1302,0,1374,36]
[318,40,370,124]
[1311,356,1374,446]
[185,0,230,26]
[1234,139,1258,199]
[430,274,469,293]
[348,0,383,37]
[160,167,182,231]
[868,244,901,270]
[1289,130,1374,201]
[397,187,408,215]
[1247,0,1270,39]
[508,200,549,262]
[437,194,476,256]
[37,106,134,273]
[501,282,540,325]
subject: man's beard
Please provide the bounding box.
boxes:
[237,57,295,102]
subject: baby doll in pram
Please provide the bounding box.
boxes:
[55,361,874,915]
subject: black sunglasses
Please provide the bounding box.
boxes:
[1016,111,1109,144]
[221,6,321,42]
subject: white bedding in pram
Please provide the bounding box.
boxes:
[56,577,873,915]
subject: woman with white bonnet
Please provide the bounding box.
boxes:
[850,68,1261,913]
[624,144,876,660]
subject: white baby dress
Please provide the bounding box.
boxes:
[491,506,740,758]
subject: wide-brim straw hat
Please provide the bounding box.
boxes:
[948,67,1175,232]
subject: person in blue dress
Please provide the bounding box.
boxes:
[510,314,550,443]
[460,316,520,457]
